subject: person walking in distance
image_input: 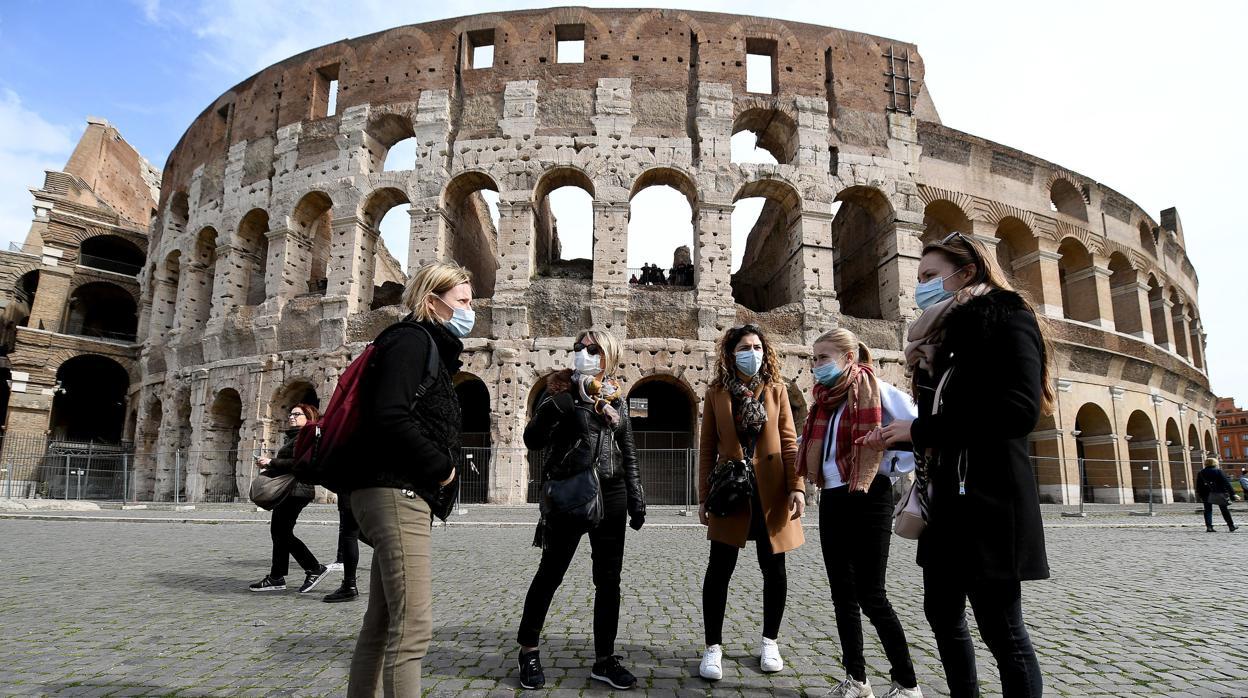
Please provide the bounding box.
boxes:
[1196,457,1238,532]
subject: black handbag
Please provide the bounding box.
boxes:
[537,466,604,545]
[705,457,756,517]
[249,471,296,510]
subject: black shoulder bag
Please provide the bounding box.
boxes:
[705,431,758,518]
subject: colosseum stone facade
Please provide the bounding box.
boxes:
[129,7,1216,506]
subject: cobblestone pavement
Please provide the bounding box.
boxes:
[1,516,1245,697]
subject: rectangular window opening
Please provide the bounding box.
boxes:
[468,29,495,69]
[745,38,777,95]
[314,64,340,119]
[556,24,585,64]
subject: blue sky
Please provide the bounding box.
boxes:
[1,0,1245,402]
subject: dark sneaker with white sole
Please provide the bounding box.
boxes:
[518,649,545,690]
[249,575,286,592]
[322,583,359,603]
[591,655,637,690]
[298,564,329,593]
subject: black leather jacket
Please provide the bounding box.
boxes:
[524,389,645,517]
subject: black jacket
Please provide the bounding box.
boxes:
[910,290,1050,582]
[1196,466,1233,501]
[346,318,463,506]
[524,374,645,518]
[265,427,316,500]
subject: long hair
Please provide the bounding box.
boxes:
[812,328,873,368]
[401,262,473,322]
[293,403,320,424]
[715,323,784,390]
[922,234,1056,416]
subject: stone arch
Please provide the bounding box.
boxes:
[270,378,320,433]
[364,112,417,173]
[731,178,803,312]
[50,354,130,443]
[533,166,596,279]
[203,387,243,502]
[1049,177,1088,221]
[163,190,190,245]
[440,13,523,58]
[1125,410,1159,504]
[528,7,614,52]
[1107,251,1146,336]
[63,281,138,341]
[1074,402,1120,503]
[628,167,698,288]
[453,371,492,503]
[831,185,895,320]
[440,171,500,298]
[732,105,798,164]
[185,226,220,327]
[1057,237,1097,323]
[921,198,972,245]
[360,185,413,308]
[237,208,270,306]
[79,234,146,275]
[993,216,1040,293]
[1138,219,1158,255]
[290,191,335,296]
[10,269,39,329]
[1165,417,1190,501]
[627,372,698,503]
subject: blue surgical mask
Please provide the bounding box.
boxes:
[734,349,763,377]
[813,361,844,387]
[915,268,966,311]
[433,293,474,337]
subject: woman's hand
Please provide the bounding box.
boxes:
[439,467,457,487]
[854,427,887,452]
[879,420,913,447]
[698,503,709,526]
[256,457,271,468]
[788,491,805,520]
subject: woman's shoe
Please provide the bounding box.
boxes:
[590,655,637,690]
[298,564,329,593]
[698,644,723,680]
[882,682,923,698]
[322,583,358,602]
[518,649,545,690]
[830,675,876,697]
[759,637,784,673]
[248,575,285,592]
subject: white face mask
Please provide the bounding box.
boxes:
[574,349,601,375]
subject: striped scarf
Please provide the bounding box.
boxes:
[797,363,883,492]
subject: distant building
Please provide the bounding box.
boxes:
[1215,397,1248,463]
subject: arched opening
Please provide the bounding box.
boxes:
[1147,276,1170,348]
[1138,220,1157,256]
[1074,403,1119,503]
[361,187,413,309]
[628,169,696,288]
[270,380,319,437]
[1165,418,1189,502]
[151,251,181,334]
[731,108,796,164]
[166,191,189,240]
[441,171,500,298]
[1049,179,1087,221]
[1188,423,1203,491]
[920,200,971,246]
[731,179,803,312]
[1107,252,1144,336]
[365,113,418,173]
[1189,313,1205,370]
[993,217,1040,299]
[831,186,893,320]
[80,235,145,276]
[534,168,594,280]
[1169,291,1190,360]
[13,270,39,328]
[1057,238,1097,323]
[50,355,129,443]
[628,375,697,504]
[454,374,491,504]
[203,388,243,502]
[291,191,334,296]
[1125,410,1158,504]
[1204,431,1216,459]
[237,209,270,307]
[187,227,219,327]
[63,282,138,342]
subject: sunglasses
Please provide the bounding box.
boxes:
[939,232,983,264]
[573,342,602,355]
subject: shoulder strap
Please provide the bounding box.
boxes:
[370,321,444,399]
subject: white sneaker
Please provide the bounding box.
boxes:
[759,637,783,673]
[882,682,922,698]
[699,644,723,681]
[326,562,344,573]
[830,675,875,698]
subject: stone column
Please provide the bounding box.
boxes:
[1189,320,1207,371]
[491,200,535,339]
[694,82,734,166]
[1150,293,1175,352]
[1012,239,1064,319]
[325,216,372,313]
[1111,272,1153,341]
[694,201,736,340]
[797,209,840,342]
[1089,258,1116,330]
[408,196,450,271]
[499,81,539,139]
[27,265,72,332]
[209,242,242,324]
[592,78,636,139]
[172,259,208,334]
[879,218,924,321]
[264,228,311,306]
[590,200,630,331]
[1172,308,1191,361]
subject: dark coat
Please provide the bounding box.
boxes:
[265,427,315,500]
[1196,466,1234,502]
[524,369,645,517]
[346,318,463,508]
[910,290,1050,582]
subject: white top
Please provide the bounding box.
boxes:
[821,379,919,489]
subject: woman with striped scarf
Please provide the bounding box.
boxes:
[798,328,922,698]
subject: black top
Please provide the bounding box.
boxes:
[910,290,1050,582]
[265,427,316,500]
[1196,466,1234,500]
[345,317,463,503]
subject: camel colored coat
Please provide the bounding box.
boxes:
[698,382,805,553]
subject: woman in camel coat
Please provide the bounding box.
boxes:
[696,323,804,681]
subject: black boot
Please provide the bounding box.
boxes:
[322,582,359,603]
[1206,526,1216,532]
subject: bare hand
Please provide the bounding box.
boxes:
[439,467,457,487]
[698,503,709,526]
[788,491,805,520]
[854,427,887,452]
[256,457,271,468]
[879,420,913,447]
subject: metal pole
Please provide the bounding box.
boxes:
[174,449,181,504]
[3,464,9,498]
[1078,457,1086,516]
[684,448,692,517]
[122,453,129,503]
[1148,460,1155,516]
[64,454,70,501]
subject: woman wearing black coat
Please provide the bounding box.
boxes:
[249,402,328,594]
[515,327,646,691]
[867,232,1053,698]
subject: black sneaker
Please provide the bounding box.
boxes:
[249,575,285,592]
[298,564,329,593]
[323,583,359,603]
[591,655,637,690]
[518,649,545,690]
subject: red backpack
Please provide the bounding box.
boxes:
[293,321,440,492]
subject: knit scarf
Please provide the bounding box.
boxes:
[904,283,991,375]
[796,363,883,492]
[725,373,767,456]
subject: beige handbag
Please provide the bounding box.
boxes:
[893,459,929,539]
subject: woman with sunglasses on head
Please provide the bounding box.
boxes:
[516,327,646,691]
[861,232,1053,698]
[799,328,922,698]
[697,324,804,682]
[249,403,329,594]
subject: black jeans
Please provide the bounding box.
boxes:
[923,569,1043,698]
[518,476,627,659]
[336,495,362,584]
[820,474,917,688]
[703,493,787,646]
[1203,500,1235,529]
[270,495,319,578]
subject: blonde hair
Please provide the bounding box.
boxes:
[812,328,873,367]
[715,324,784,390]
[401,262,473,322]
[576,327,621,376]
[1205,457,1220,468]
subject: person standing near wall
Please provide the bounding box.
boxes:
[1196,458,1238,532]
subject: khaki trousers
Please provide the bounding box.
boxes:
[347,488,433,698]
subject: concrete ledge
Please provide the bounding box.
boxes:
[0,498,102,512]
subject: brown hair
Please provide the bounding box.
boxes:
[292,403,320,423]
[922,233,1056,416]
[715,324,784,390]
[812,328,873,368]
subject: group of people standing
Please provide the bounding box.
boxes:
[630,261,694,286]
[247,228,1052,698]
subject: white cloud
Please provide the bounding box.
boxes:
[0,90,78,249]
